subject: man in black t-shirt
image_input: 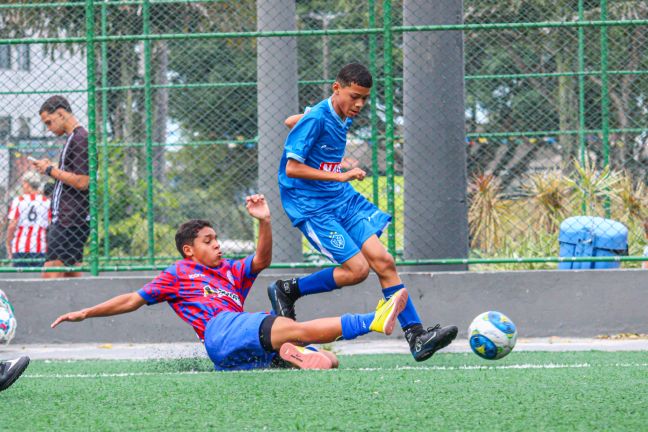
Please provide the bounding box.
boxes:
[32,95,90,278]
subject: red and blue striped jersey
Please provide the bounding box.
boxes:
[137,255,257,341]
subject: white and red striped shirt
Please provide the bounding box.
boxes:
[7,194,51,254]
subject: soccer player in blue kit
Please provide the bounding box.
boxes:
[51,194,408,371]
[269,63,458,362]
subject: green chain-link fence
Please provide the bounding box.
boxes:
[0,0,646,274]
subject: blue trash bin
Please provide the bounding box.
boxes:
[558,216,628,269]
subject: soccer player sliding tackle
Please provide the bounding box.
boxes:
[51,195,408,370]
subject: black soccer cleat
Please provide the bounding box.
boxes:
[406,324,458,362]
[0,356,30,392]
[267,279,297,321]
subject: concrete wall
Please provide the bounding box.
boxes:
[1,269,646,344]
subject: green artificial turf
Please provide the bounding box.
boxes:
[3,351,648,431]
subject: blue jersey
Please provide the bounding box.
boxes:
[278,97,353,198]
[279,98,360,225]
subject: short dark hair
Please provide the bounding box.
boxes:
[175,219,213,258]
[39,95,72,114]
[336,63,373,88]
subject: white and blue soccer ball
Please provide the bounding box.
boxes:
[468,311,517,360]
[0,290,17,344]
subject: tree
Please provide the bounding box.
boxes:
[583,1,648,179]
[463,0,647,188]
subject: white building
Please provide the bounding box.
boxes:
[0,45,88,192]
[0,43,88,142]
[0,43,87,198]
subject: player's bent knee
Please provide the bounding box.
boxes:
[345,264,369,284]
[363,247,395,274]
[340,257,370,284]
[372,253,396,275]
[351,264,370,284]
[351,260,370,283]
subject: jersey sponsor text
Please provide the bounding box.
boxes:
[319,162,342,173]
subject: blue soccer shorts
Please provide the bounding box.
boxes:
[204,311,276,371]
[297,192,391,264]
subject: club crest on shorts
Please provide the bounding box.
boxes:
[329,232,345,249]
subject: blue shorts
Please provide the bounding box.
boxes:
[296,191,391,264]
[204,311,276,371]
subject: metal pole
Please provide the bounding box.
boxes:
[578,0,586,214]
[322,18,329,100]
[3,255,648,273]
[4,19,648,46]
[402,0,468,267]
[306,12,346,99]
[143,0,155,264]
[85,0,99,275]
[4,68,644,95]
[600,0,610,216]
[0,0,221,10]
[383,0,396,256]
[369,0,379,206]
[578,0,586,163]
[100,1,110,258]
[257,0,302,262]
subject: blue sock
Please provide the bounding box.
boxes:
[340,313,375,340]
[298,267,338,296]
[382,283,421,329]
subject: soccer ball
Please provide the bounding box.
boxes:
[0,290,17,344]
[468,311,517,360]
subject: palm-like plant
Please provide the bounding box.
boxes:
[610,171,647,225]
[524,170,572,233]
[468,173,508,252]
[565,156,621,216]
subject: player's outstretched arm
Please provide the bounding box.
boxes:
[50,292,146,328]
[286,159,366,182]
[246,194,272,274]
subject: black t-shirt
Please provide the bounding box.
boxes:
[51,126,89,227]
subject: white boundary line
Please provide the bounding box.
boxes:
[4,338,648,361]
[22,362,648,379]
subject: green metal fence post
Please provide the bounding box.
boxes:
[143,0,155,264]
[100,0,110,259]
[4,19,648,47]
[369,0,379,207]
[600,0,610,216]
[85,0,99,275]
[578,0,586,214]
[382,0,396,256]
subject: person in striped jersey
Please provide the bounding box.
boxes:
[5,173,50,268]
